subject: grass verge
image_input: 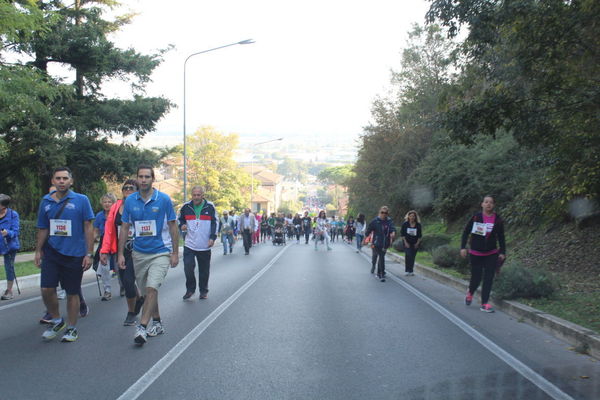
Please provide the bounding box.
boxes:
[517,291,600,334]
[0,261,40,280]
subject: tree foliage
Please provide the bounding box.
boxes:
[0,0,172,217]
[183,126,252,212]
[427,0,600,208]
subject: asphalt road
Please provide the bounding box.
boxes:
[1,239,599,399]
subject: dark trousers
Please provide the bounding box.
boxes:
[304,229,311,244]
[242,229,252,253]
[118,248,137,299]
[404,246,418,273]
[371,247,387,277]
[468,253,498,305]
[184,247,211,294]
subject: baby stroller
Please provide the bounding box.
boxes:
[272,225,286,245]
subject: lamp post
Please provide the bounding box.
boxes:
[250,137,283,212]
[183,39,255,201]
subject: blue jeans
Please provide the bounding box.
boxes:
[3,250,17,281]
[356,234,364,250]
[221,233,234,254]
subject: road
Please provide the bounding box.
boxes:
[1,240,599,399]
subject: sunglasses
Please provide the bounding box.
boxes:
[122,186,136,191]
[379,211,388,214]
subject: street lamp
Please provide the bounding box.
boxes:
[183,39,255,200]
[250,137,283,212]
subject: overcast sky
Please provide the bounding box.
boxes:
[107,0,431,145]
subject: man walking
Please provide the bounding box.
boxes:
[364,206,396,282]
[118,165,179,346]
[219,211,235,255]
[179,186,217,300]
[34,167,95,342]
[239,208,256,255]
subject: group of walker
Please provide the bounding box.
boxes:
[1,170,506,345]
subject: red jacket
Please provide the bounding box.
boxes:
[100,199,123,254]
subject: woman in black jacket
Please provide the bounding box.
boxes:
[460,195,506,313]
[401,210,422,276]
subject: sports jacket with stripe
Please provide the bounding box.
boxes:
[178,199,218,251]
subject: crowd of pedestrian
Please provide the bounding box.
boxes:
[0,165,507,345]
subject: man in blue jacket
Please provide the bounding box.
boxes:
[364,206,396,282]
[178,186,217,300]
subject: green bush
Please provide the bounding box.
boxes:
[420,233,451,252]
[493,262,559,300]
[431,245,469,273]
[19,220,37,252]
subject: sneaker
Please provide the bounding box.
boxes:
[199,293,208,300]
[42,319,65,341]
[123,312,137,326]
[480,303,495,313]
[134,325,147,345]
[101,291,112,301]
[61,327,78,342]
[79,302,89,318]
[147,321,164,337]
[120,286,126,297]
[40,312,53,324]
[465,291,473,306]
[1,291,13,300]
[57,289,66,300]
[380,277,386,282]
[182,292,193,300]
[134,296,144,315]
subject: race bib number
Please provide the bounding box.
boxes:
[135,220,157,237]
[471,222,487,236]
[407,228,417,236]
[50,219,72,237]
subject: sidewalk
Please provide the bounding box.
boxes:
[359,245,600,360]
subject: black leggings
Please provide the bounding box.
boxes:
[468,253,498,305]
[404,246,418,273]
[118,248,137,299]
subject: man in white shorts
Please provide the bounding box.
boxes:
[118,165,179,346]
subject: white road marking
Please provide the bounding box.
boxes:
[0,280,98,312]
[357,249,574,400]
[117,244,291,400]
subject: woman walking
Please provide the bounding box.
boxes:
[0,194,20,300]
[314,210,332,251]
[100,180,144,325]
[354,213,366,253]
[364,206,396,282]
[94,193,117,300]
[345,215,356,244]
[401,210,422,276]
[460,195,506,313]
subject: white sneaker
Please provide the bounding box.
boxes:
[56,289,66,300]
[147,321,165,337]
[134,325,147,345]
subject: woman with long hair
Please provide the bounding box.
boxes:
[401,210,422,276]
[354,213,366,253]
[460,195,506,313]
[314,210,332,251]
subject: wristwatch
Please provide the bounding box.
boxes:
[86,253,93,257]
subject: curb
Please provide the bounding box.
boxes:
[381,250,600,360]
